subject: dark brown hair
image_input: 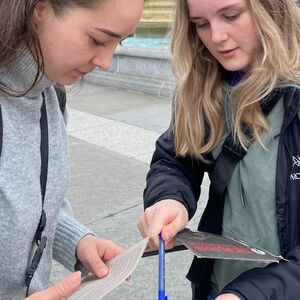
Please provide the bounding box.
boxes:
[0,0,101,95]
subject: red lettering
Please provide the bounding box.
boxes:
[188,241,252,254]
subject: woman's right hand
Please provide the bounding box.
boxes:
[26,271,81,300]
[137,199,189,250]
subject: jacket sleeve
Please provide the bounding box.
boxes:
[52,197,93,272]
[220,246,300,300]
[144,127,207,220]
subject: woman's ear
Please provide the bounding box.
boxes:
[32,1,50,24]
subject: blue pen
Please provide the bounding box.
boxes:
[158,233,168,300]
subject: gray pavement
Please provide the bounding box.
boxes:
[50,82,209,300]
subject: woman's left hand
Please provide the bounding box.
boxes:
[216,293,241,300]
[76,234,124,278]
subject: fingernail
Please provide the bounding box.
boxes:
[69,271,81,287]
[164,232,170,240]
[99,268,108,277]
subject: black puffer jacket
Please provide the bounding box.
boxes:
[144,86,300,300]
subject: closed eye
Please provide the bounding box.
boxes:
[195,22,209,29]
[225,13,240,21]
[91,37,106,47]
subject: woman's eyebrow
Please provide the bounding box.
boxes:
[95,27,134,39]
[190,16,204,21]
[190,3,241,21]
[216,3,241,13]
[95,27,122,38]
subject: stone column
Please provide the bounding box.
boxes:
[137,0,175,38]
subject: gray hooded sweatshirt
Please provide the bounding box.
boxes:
[0,46,91,299]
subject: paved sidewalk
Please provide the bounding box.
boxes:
[50,82,209,299]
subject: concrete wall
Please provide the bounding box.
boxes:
[84,46,176,97]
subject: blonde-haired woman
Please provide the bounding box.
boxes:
[138,0,300,299]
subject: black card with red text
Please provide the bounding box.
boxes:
[175,229,281,263]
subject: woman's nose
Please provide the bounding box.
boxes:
[92,49,114,71]
[211,24,228,44]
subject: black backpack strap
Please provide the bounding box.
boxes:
[25,92,49,296]
[209,133,246,205]
[54,84,66,114]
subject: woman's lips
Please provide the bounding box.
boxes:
[75,69,87,76]
[219,48,238,58]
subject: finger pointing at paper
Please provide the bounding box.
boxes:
[137,199,189,250]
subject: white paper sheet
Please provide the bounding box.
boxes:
[68,237,149,300]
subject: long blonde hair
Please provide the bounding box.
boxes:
[172,0,300,161]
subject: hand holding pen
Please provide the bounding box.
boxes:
[158,233,168,300]
[137,199,189,250]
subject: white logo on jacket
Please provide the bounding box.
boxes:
[290,155,300,180]
[293,155,300,167]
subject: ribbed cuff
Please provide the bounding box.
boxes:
[53,213,93,271]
